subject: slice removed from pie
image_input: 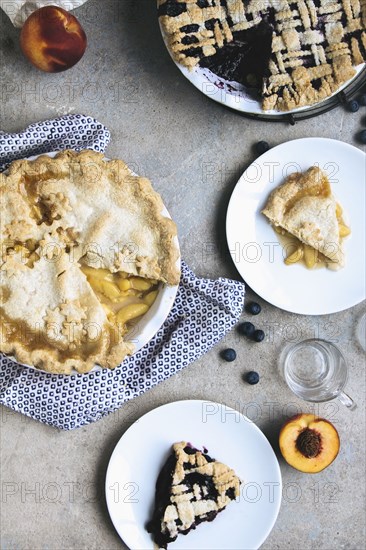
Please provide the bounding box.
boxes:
[0,150,180,374]
[262,166,350,269]
[158,0,366,111]
[147,442,241,548]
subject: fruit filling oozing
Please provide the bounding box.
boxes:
[199,22,273,89]
[278,203,351,269]
[80,265,158,333]
[147,441,241,548]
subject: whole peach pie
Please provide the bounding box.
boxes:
[0,150,180,374]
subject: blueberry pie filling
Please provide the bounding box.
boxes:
[158,0,366,111]
[147,441,241,548]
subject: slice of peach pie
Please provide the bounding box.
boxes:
[262,166,350,270]
[0,150,180,374]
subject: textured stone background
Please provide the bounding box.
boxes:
[0,1,365,549]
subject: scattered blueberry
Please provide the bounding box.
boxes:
[253,329,265,342]
[246,302,261,315]
[238,321,255,337]
[221,348,236,362]
[347,99,359,112]
[359,94,366,106]
[255,141,270,155]
[246,371,260,385]
[358,129,366,144]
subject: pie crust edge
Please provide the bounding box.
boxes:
[261,166,345,266]
[0,149,181,374]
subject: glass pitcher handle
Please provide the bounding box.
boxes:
[338,391,357,410]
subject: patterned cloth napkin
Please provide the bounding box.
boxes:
[0,115,245,430]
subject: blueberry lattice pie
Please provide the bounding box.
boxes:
[147,442,241,548]
[158,0,366,111]
[0,150,180,374]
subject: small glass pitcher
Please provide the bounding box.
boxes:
[279,339,356,410]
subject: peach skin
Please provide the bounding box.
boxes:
[20,6,87,72]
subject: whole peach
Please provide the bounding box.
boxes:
[20,6,87,72]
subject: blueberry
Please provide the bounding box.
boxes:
[238,321,255,337]
[347,100,359,112]
[358,129,366,144]
[245,371,260,385]
[246,302,261,315]
[253,329,265,342]
[221,348,236,362]
[255,141,270,155]
[359,94,366,106]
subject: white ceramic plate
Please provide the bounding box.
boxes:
[158,15,365,117]
[105,400,282,550]
[226,138,366,315]
[4,151,180,373]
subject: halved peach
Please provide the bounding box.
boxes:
[279,413,340,473]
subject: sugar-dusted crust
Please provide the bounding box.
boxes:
[0,150,180,374]
[158,0,366,111]
[262,166,344,266]
[147,441,241,547]
[261,0,365,111]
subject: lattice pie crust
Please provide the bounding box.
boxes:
[158,0,366,111]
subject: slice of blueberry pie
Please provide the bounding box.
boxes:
[147,441,241,548]
[158,0,366,111]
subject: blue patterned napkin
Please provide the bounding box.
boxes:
[0,114,109,170]
[0,115,245,430]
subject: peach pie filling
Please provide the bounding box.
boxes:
[262,166,351,270]
[0,254,159,365]
[0,150,180,373]
[80,265,158,332]
[278,203,351,269]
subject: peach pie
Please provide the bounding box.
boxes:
[262,166,350,269]
[0,150,180,374]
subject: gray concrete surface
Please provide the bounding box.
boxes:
[0,1,365,549]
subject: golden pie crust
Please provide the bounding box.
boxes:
[158,0,366,111]
[147,442,241,546]
[262,166,347,267]
[0,150,180,374]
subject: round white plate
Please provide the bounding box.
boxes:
[158,15,365,117]
[226,138,366,315]
[4,151,180,374]
[105,400,282,550]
